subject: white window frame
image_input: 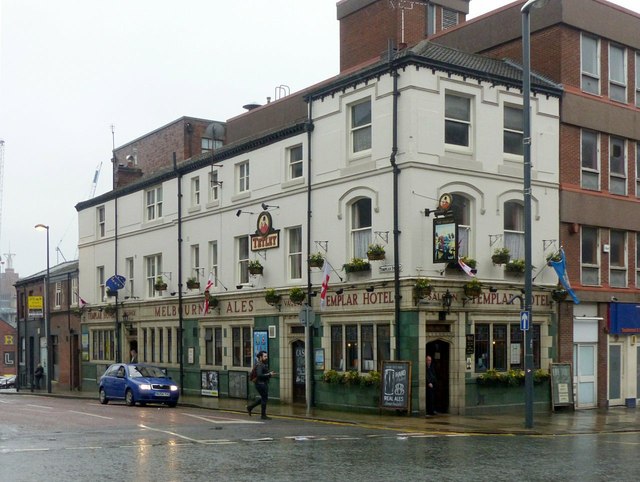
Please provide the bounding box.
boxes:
[191,244,201,280]
[126,257,134,297]
[444,93,472,151]
[636,52,640,108]
[287,226,303,281]
[349,98,372,156]
[97,266,105,301]
[609,44,627,103]
[350,198,372,259]
[209,241,218,288]
[237,161,250,193]
[609,136,627,196]
[581,226,600,286]
[208,170,220,203]
[503,105,523,157]
[581,33,600,95]
[145,186,163,221]
[201,137,213,152]
[287,144,304,180]
[609,230,627,288]
[581,129,600,190]
[97,206,105,238]
[191,176,200,207]
[451,193,472,258]
[636,142,640,197]
[442,8,458,30]
[54,282,62,308]
[145,254,162,297]
[71,277,79,306]
[237,236,250,285]
[503,201,524,260]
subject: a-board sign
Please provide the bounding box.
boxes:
[550,363,574,410]
[380,360,411,411]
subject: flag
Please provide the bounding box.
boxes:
[78,294,87,308]
[548,249,580,304]
[458,257,476,277]
[320,260,331,310]
[203,273,214,314]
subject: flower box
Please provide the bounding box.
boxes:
[343,259,371,273]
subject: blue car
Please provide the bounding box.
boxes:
[98,363,179,407]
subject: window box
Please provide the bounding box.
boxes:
[343,258,371,273]
[505,259,525,274]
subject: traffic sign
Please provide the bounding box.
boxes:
[520,310,530,331]
[106,274,126,292]
[299,304,315,326]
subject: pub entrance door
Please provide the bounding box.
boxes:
[292,340,305,403]
[426,340,450,413]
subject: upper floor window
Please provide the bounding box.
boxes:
[97,206,105,238]
[636,143,640,196]
[209,241,218,287]
[636,233,640,287]
[237,161,250,193]
[237,236,250,285]
[288,226,302,280]
[581,129,600,190]
[126,257,134,296]
[504,201,524,260]
[351,198,372,259]
[581,226,600,285]
[191,176,200,206]
[445,93,471,148]
[71,277,79,306]
[97,266,105,301]
[609,136,626,195]
[55,282,62,308]
[581,34,599,95]
[350,99,372,154]
[145,254,162,297]
[191,244,201,279]
[442,8,459,29]
[609,44,627,103]
[201,138,213,152]
[208,170,220,202]
[145,186,163,221]
[288,145,303,180]
[503,105,523,156]
[636,52,640,108]
[609,230,627,288]
[451,193,471,258]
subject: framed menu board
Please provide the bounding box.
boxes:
[550,363,574,410]
[380,361,411,411]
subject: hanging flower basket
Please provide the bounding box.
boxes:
[463,279,483,297]
[205,292,219,308]
[308,253,325,268]
[552,288,568,302]
[264,289,281,306]
[103,304,117,316]
[186,278,200,290]
[248,261,263,275]
[154,278,167,291]
[289,287,306,304]
[366,244,386,261]
[413,278,433,299]
[491,248,510,265]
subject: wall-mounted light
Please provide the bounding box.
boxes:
[442,290,453,314]
[335,288,344,295]
[365,286,375,293]
[236,210,255,217]
[489,286,498,293]
[261,202,280,210]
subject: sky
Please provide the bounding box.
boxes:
[0,0,638,278]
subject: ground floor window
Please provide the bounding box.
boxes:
[204,326,223,366]
[91,329,115,361]
[232,326,252,367]
[330,322,391,372]
[474,323,541,373]
[140,325,177,364]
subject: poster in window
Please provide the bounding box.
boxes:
[201,370,219,397]
[314,348,325,370]
[433,217,457,263]
[253,330,268,361]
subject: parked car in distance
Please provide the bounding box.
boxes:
[98,363,179,407]
[0,375,16,389]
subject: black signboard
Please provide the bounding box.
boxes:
[380,360,411,410]
[465,334,475,355]
[550,363,574,410]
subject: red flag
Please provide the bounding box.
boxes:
[320,260,331,310]
[203,273,214,314]
[458,257,476,277]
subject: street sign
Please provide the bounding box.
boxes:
[106,274,126,291]
[299,304,315,326]
[520,310,530,331]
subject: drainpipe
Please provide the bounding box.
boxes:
[175,153,185,394]
[305,100,315,412]
[389,52,402,359]
[115,192,120,363]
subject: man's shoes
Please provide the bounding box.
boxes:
[246,405,252,416]
[261,415,272,420]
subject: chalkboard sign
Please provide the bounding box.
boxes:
[228,371,248,399]
[550,363,574,410]
[380,360,412,411]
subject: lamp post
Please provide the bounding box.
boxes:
[521,0,549,429]
[34,223,52,393]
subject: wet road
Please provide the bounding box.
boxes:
[2,393,640,481]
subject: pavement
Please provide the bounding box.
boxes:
[6,386,640,435]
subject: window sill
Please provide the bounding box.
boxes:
[188,205,202,214]
[281,177,305,189]
[205,200,220,210]
[231,191,251,203]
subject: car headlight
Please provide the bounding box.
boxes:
[139,384,152,390]
[170,385,178,392]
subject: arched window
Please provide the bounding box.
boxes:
[504,201,524,259]
[351,198,372,259]
[451,193,471,257]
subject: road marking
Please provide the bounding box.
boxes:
[242,437,274,442]
[335,437,362,440]
[182,413,260,424]
[64,446,103,450]
[2,448,50,453]
[139,423,202,443]
[26,404,54,409]
[68,410,113,420]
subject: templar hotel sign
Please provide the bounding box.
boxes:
[251,211,280,251]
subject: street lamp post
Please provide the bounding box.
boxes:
[521,0,549,429]
[34,223,52,393]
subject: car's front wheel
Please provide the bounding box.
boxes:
[125,389,135,406]
[99,388,109,405]
[167,402,177,408]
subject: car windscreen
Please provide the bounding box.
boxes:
[128,365,167,378]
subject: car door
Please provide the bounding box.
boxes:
[109,365,127,400]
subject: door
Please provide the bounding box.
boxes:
[292,340,305,403]
[426,341,449,414]
[574,343,597,408]
[609,343,623,406]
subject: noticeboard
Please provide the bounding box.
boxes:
[201,370,219,397]
[228,371,248,399]
[550,363,574,410]
[380,360,411,411]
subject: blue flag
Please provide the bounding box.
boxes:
[548,249,580,304]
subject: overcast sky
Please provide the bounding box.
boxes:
[1,0,638,278]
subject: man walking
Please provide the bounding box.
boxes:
[426,355,437,416]
[247,351,276,420]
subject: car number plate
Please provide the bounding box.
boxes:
[156,392,170,397]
